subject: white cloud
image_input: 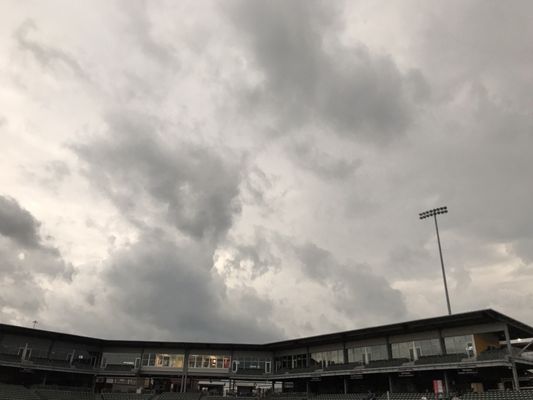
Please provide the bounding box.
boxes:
[0,0,532,340]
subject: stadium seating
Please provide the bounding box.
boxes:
[232,367,266,375]
[475,348,509,361]
[315,393,372,400]
[376,393,428,400]
[0,352,22,363]
[48,359,73,368]
[474,346,522,362]
[269,397,307,400]
[104,364,135,372]
[36,388,99,400]
[0,383,41,400]
[276,366,319,374]
[460,390,533,400]
[324,362,364,371]
[101,394,153,400]
[203,397,256,400]
[414,354,465,365]
[155,393,202,400]
[269,393,308,400]
[366,359,409,368]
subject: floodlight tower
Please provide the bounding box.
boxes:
[419,206,452,315]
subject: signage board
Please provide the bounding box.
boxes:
[458,368,478,375]
[398,371,414,377]
[433,379,444,394]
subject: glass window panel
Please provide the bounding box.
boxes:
[415,339,441,356]
[445,335,473,355]
[392,342,412,359]
[142,353,149,367]
[368,345,387,361]
[348,347,364,363]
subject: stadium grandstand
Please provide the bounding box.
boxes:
[1,309,533,399]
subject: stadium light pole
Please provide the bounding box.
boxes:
[419,206,452,315]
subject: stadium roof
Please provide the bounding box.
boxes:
[1,309,532,350]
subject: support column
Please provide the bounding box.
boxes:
[46,339,55,360]
[306,380,310,397]
[182,350,189,392]
[343,338,348,364]
[504,325,520,391]
[343,377,347,394]
[438,330,447,355]
[443,371,450,395]
[385,336,393,360]
[388,374,393,394]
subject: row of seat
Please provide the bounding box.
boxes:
[0,383,41,400]
[36,389,100,400]
[314,394,370,400]
[414,354,465,365]
[461,391,533,400]
[101,394,154,400]
[1,385,532,400]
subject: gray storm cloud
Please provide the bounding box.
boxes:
[1,0,533,339]
[0,196,73,318]
[227,0,428,143]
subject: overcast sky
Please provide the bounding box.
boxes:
[1,0,532,343]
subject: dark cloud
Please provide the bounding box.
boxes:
[122,1,176,66]
[99,233,282,342]
[228,0,427,143]
[69,110,285,341]
[409,88,533,267]
[0,196,73,319]
[219,229,282,280]
[4,0,533,336]
[294,241,407,325]
[289,139,360,180]
[418,1,533,105]
[0,195,41,248]
[73,110,242,241]
[14,19,88,79]
[45,160,70,181]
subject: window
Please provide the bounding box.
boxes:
[416,339,441,356]
[391,342,413,360]
[265,361,271,374]
[104,352,141,367]
[348,345,387,364]
[188,354,231,369]
[188,355,196,368]
[310,350,344,368]
[391,339,442,361]
[445,335,474,355]
[274,354,308,370]
[143,353,183,368]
